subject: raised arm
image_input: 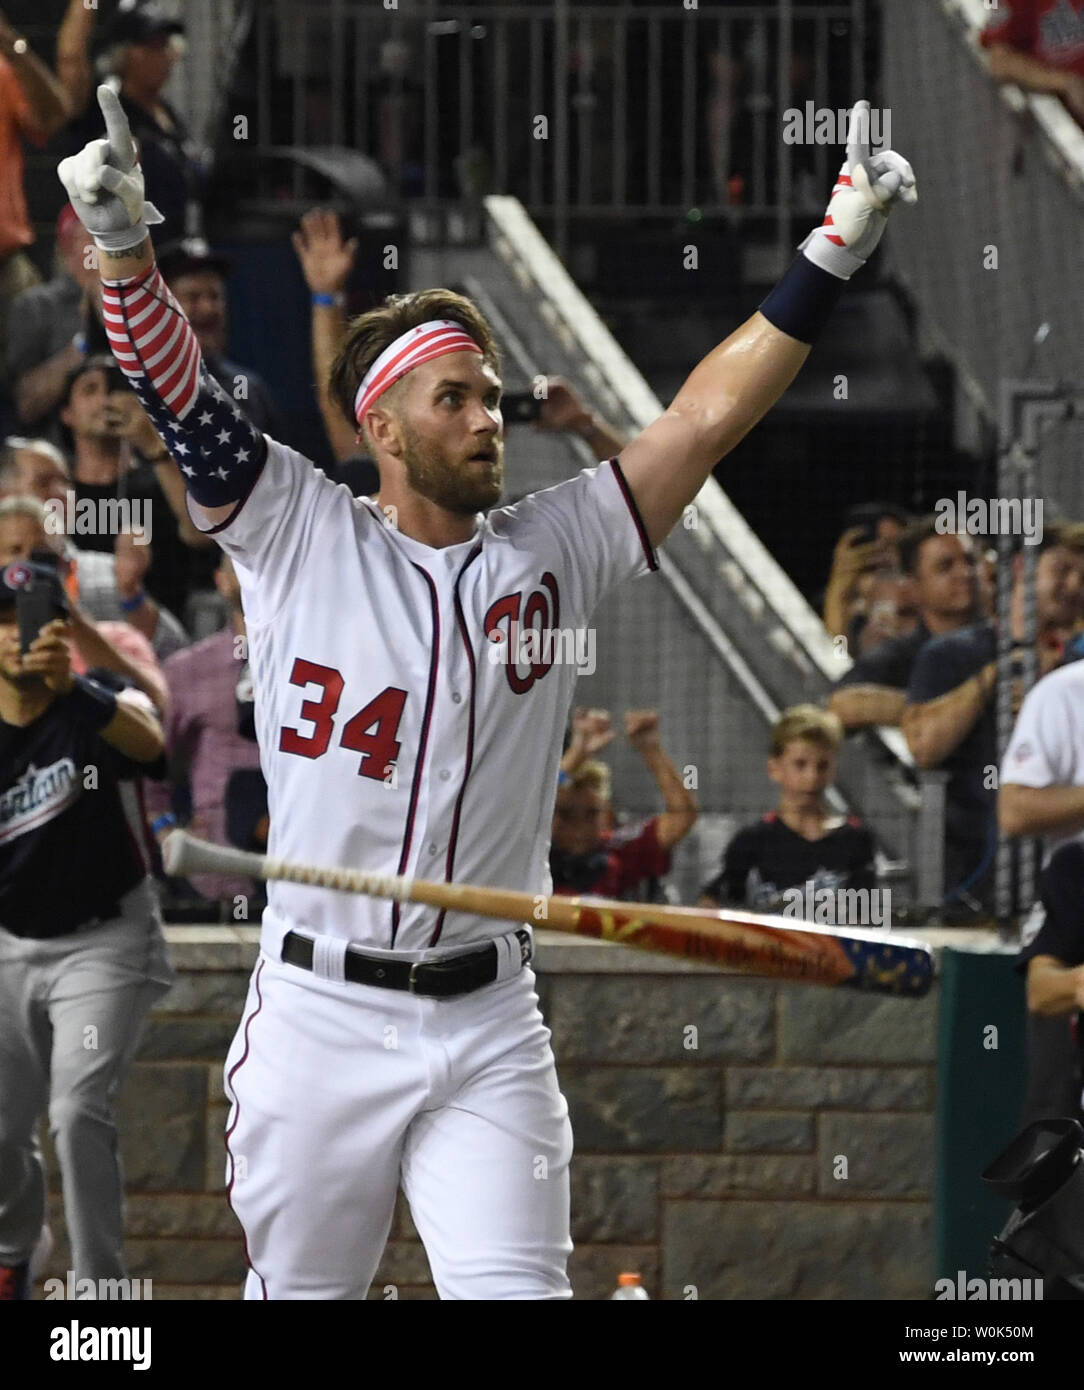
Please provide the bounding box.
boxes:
[617,103,916,548]
[293,209,360,464]
[58,88,267,531]
[625,710,698,850]
[532,376,627,463]
[55,0,95,118]
[559,707,616,778]
[0,10,70,140]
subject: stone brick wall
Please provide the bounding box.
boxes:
[36,928,950,1300]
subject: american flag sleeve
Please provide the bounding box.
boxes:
[101,265,268,507]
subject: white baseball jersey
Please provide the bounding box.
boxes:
[1000,660,1084,862]
[191,440,657,958]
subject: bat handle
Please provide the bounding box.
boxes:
[161,829,266,881]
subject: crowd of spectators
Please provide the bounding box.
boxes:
[810,492,1084,1123]
[822,505,1084,918]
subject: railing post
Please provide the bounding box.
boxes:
[554,0,571,262]
[915,770,949,912]
[775,0,794,278]
[996,381,1084,925]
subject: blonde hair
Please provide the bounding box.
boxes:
[563,760,612,801]
[770,704,843,757]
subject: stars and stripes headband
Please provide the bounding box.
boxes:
[353,319,483,427]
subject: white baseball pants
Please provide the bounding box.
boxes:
[223,951,574,1299]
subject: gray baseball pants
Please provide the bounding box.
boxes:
[0,879,173,1281]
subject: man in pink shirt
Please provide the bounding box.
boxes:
[145,553,262,907]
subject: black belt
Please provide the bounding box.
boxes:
[281,929,532,998]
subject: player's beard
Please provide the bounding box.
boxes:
[400,419,504,516]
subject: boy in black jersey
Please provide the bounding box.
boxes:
[0,563,172,1300]
[698,704,876,916]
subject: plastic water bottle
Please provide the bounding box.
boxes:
[610,1272,650,1300]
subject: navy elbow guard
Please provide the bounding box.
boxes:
[150,371,267,509]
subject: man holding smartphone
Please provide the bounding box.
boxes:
[60,354,214,622]
[0,559,172,1300]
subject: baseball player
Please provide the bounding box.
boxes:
[59,88,915,1299]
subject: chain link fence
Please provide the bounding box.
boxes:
[882,0,1084,506]
[884,0,1084,920]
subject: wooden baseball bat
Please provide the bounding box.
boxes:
[160,831,933,997]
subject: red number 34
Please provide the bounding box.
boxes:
[278,658,407,781]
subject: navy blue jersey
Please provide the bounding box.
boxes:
[907,620,997,823]
[0,681,164,938]
[835,621,931,693]
[700,811,876,910]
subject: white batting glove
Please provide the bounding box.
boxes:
[799,99,917,281]
[57,85,164,254]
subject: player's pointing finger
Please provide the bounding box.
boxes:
[846,99,893,211]
[99,84,137,173]
[845,99,874,180]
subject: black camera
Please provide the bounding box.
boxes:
[501,391,544,425]
[984,1118,1084,1298]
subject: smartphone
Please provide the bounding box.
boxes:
[501,391,544,424]
[16,553,69,655]
[843,503,886,547]
[104,362,129,394]
[101,362,134,435]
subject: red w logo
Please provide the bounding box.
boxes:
[483,572,561,694]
